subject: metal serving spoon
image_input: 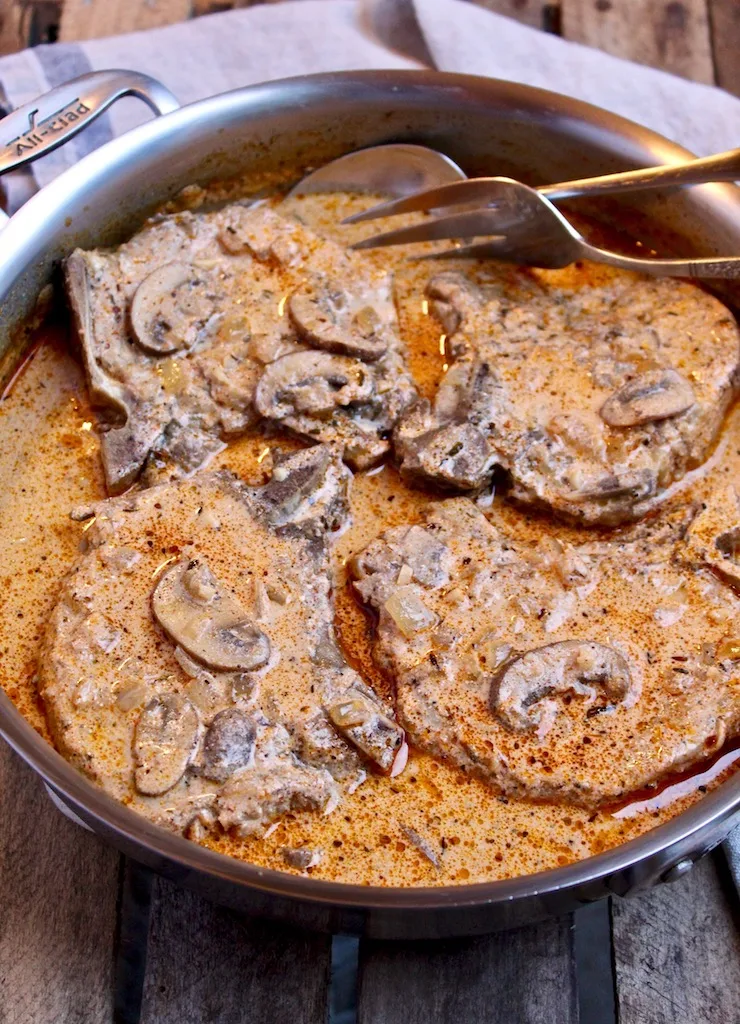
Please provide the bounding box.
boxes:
[288,143,466,198]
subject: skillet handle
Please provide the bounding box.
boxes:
[0,68,178,178]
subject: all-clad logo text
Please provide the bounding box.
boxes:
[10,99,90,155]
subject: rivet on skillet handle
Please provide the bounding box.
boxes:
[0,69,179,225]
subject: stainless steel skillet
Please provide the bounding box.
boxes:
[0,68,739,940]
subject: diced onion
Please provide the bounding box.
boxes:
[384,587,438,637]
[329,698,371,729]
[718,637,740,661]
[116,683,147,711]
[397,563,413,586]
[390,741,409,777]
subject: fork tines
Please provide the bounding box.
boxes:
[350,207,513,251]
[342,177,512,225]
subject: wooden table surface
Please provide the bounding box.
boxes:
[1,2,740,1022]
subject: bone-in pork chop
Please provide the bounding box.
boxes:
[394,265,740,525]
[39,446,406,838]
[353,497,740,807]
[66,203,415,493]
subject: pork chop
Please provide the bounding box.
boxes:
[394,265,740,525]
[66,203,415,493]
[352,497,740,807]
[39,446,406,838]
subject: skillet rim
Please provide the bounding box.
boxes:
[1,67,739,916]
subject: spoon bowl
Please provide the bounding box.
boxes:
[288,142,466,198]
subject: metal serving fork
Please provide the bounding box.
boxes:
[348,148,740,278]
[353,179,740,278]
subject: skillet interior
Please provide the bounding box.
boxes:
[1,69,740,937]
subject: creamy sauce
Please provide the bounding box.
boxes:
[1,191,739,887]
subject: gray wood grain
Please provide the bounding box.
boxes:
[357,915,578,1024]
[613,852,740,1024]
[140,875,332,1024]
[721,822,740,893]
[0,741,121,1024]
[561,0,715,84]
[462,0,551,31]
[708,0,740,96]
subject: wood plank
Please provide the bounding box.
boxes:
[0,741,121,1024]
[612,852,740,1024]
[357,916,578,1024]
[140,875,332,1024]
[192,0,233,14]
[561,0,715,84]
[708,0,740,96]
[460,0,552,31]
[58,0,193,42]
[0,0,29,55]
[721,823,740,893]
[27,1,63,47]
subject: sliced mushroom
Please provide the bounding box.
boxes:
[399,825,441,868]
[130,262,213,355]
[258,445,350,537]
[217,206,299,265]
[280,846,323,870]
[327,687,406,774]
[261,445,327,516]
[395,410,495,490]
[200,708,256,782]
[152,559,270,671]
[682,486,740,588]
[104,416,171,495]
[599,368,695,427]
[294,712,363,780]
[571,468,656,505]
[133,692,200,795]
[185,807,217,842]
[491,640,632,733]
[426,272,481,337]
[289,279,388,361]
[394,355,502,491]
[216,759,339,837]
[254,351,374,421]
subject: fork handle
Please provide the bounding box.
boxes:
[583,242,740,278]
[541,147,740,201]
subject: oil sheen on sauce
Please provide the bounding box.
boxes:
[0,191,739,888]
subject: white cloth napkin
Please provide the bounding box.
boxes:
[369,0,740,157]
[0,0,738,212]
